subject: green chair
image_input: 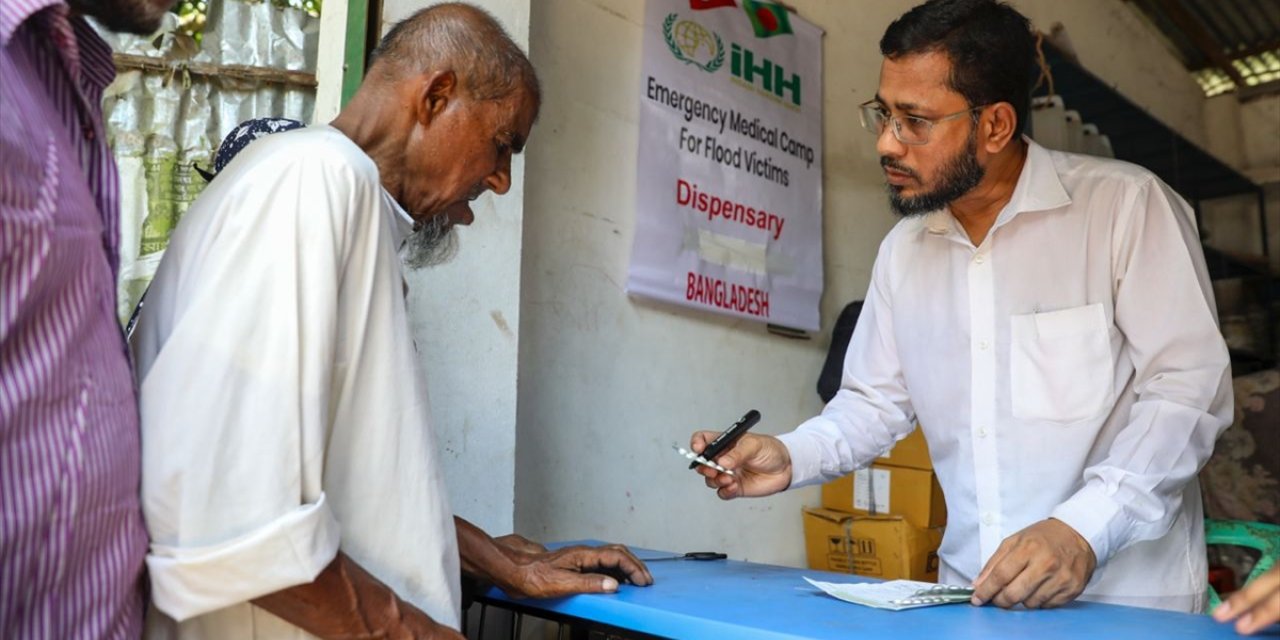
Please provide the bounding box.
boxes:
[1205,518,1280,610]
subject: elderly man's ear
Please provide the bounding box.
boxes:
[415,70,458,127]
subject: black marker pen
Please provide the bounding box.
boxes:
[693,410,761,470]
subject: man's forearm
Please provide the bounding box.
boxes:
[252,551,458,639]
[455,516,518,585]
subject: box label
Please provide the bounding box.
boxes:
[824,553,882,575]
[853,467,891,513]
[827,535,876,556]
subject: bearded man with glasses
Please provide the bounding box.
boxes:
[690,0,1231,615]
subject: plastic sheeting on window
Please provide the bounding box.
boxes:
[97,0,319,323]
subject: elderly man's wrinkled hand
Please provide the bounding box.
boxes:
[971,518,1096,609]
[499,544,654,599]
[689,432,792,500]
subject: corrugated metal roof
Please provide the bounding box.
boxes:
[1128,0,1280,97]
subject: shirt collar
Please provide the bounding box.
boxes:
[993,136,1072,227]
[317,124,416,247]
[386,193,416,247]
[922,210,956,236]
[1,0,65,47]
[921,136,1072,238]
[2,2,117,100]
[73,16,118,96]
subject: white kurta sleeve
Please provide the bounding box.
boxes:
[1050,177,1232,566]
[778,234,917,487]
[136,139,375,620]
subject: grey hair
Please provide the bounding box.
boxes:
[369,2,540,112]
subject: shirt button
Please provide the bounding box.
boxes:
[974,254,985,264]
[978,340,989,350]
[976,426,988,438]
[982,513,995,526]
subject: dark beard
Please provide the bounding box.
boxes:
[400,215,459,270]
[69,0,168,35]
[884,129,985,218]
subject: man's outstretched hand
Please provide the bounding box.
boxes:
[689,432,793,500]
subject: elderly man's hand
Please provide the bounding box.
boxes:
[970,518,1096,609]
[496,544,655,599]
[690,432,792,500]
[1214,565,1280,635]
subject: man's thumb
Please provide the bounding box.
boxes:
[573,573,619,594]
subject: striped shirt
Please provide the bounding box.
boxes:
[1,1,147,638]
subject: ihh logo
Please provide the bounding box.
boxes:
[731,42,801,106]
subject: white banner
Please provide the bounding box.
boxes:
[628,0,824,331]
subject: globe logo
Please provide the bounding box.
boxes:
[675,20,715,59]
[663,13,725,73]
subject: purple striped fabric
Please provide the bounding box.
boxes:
[1,1,147,638]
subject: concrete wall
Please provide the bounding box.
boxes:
[1203,92,1280,278]
[1203,93,1280,181]
[513,0,898,565]
[1238,96,1280,182]
[1237,96,1280,274]
[510,0,1217,567]
[1016,0,1210,148]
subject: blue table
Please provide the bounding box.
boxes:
[477,541,1276,639]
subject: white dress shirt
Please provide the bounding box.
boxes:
[779,138,1232,612]
[133,126,462,637]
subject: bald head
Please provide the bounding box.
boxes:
[369,3,540,116]
[334,2,541,249]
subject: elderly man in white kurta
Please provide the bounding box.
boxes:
[690,0,1230,615]
[134,5,651,638]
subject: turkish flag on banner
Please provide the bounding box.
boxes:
[690,0,737,9]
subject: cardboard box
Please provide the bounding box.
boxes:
[876,428,933,471]
[802,507,942,582]
[820,464,946,529]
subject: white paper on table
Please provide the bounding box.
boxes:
[803,577,975,611]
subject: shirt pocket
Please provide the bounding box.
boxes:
[1009,303,1114,423]
[1,128,56,210]
[0,131,56,335]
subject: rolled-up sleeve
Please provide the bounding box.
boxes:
[147,495,340,621]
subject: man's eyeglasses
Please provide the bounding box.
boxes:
[858,100,986,146]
